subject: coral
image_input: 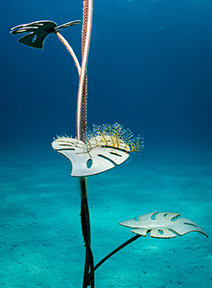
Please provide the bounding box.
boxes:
[87,123,144,153]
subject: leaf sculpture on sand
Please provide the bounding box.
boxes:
[120,212,208,239]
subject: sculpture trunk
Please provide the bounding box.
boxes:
[78,0,94,287]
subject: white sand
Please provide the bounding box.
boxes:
[0,144,211,287]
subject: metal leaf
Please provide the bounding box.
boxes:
[10,20,80,49]
[52,137,129,177]
[56,20,81,30]
[119,212,208,239]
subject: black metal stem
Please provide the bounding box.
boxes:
[87,234,141,282]
[80,177,95,288]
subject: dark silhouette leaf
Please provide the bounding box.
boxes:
[10,20,80,49]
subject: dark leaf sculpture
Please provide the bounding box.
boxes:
[120,212,208,238]
[10,20,81,49]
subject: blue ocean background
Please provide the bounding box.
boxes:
[1,1,212,287]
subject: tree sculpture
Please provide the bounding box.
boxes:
[11,1,208,287]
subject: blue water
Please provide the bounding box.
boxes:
[1,1,212,287]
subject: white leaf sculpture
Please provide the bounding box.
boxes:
[52,123,144,177]
[52,137,129,177]
[119,212,208,239]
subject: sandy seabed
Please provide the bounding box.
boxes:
[0,143,211,287]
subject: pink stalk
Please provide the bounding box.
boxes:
[76,0,93,140]
[55,31,81,76]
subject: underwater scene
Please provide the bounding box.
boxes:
[1,0,212,287]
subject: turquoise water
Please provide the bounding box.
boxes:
[1,0,212,287]
[0,144,211,287]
